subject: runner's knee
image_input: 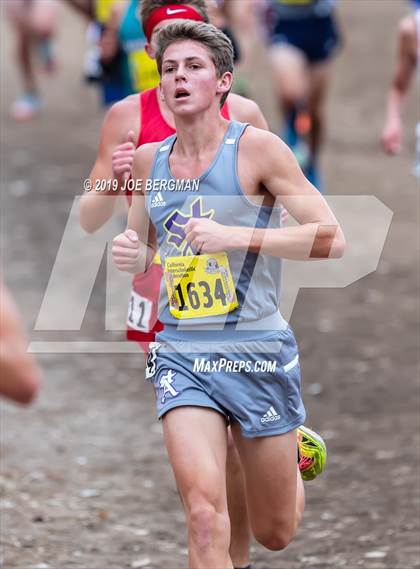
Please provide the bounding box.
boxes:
[32,21,54,39]
[254,520,296,551]
[187,501,230,552]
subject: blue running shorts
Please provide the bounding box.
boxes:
[145,327,306,438]
[270,14,341,64]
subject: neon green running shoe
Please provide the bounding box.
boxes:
[297,426,327,482]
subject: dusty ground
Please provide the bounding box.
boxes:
[1,1,419,568]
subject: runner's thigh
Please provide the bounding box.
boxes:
[270,44,308,101]
[163,406,229,511]
[31,0,59,36]
[231,424,298,533]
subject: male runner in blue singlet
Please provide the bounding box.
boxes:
[112,21,345,568]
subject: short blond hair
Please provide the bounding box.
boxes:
[140,0,209,34]
[156,21,234,106]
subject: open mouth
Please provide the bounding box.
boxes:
[175,89,190,99]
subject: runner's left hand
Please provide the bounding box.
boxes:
[184,218,229,254]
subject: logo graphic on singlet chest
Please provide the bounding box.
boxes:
[163,197,215,256]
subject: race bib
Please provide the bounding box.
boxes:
[164,253,238,320]
[127,290,153,331]
[129,50,160,93]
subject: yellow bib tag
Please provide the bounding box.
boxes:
[129,50,160,93]
[95,0,118,24]
[164,253,238,320]
[153,252,161,265]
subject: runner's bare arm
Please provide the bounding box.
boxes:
[0,283,41,405]
[185,128,345,259]
[99,2,126,62]
[237,129,345,259]
[227,93,269,130]
[112,143,160,274]
[80,97,139,233]
[381,15,418,154]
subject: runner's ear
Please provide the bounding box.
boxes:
[216,71,233,96]
[145,42,155,60]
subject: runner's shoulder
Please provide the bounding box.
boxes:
[241,125,289,155]
[133,141,162,176]
[239,126,295,176]
[227,93,264,124]
[100,94,140,144]
[106,94,139,122]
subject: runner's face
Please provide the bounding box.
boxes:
[160,40,228,114]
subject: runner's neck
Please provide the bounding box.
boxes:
[172,114,229,160]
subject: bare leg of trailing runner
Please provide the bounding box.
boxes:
[5,0,59,121]
[0,282,41,405]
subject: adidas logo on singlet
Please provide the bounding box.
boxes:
[151,192,166,208]
[261,406,281,424]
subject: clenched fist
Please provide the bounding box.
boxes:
[184,218,230,254]
[112,130,136,182]
[112,229,141,273]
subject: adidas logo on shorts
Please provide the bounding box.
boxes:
[261,406,281,424]
[151,192,166,208]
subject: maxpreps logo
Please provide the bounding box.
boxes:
[163,197,214,256]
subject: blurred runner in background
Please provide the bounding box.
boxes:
[4,0,59,121]
[91,0,129,105]
[98,0,160,104]
[266,0,341,191]
[0,283,41,405]
[381,0,420,178]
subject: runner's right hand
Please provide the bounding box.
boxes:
[381,118,402,155]
[112,131,136,182]
[112,229,140,273]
